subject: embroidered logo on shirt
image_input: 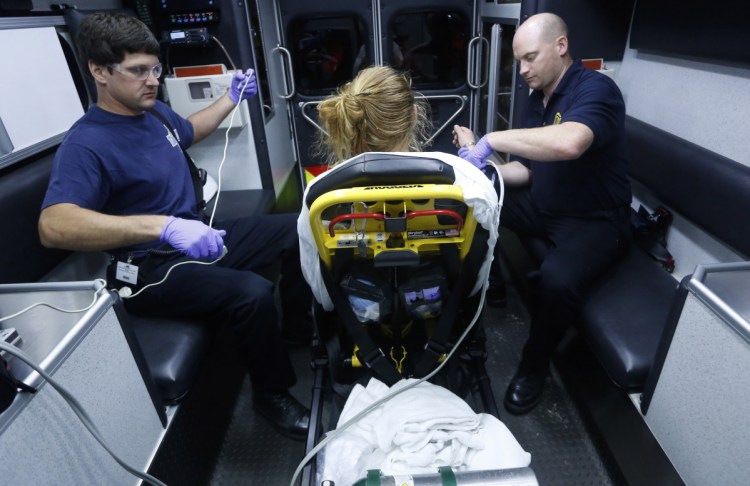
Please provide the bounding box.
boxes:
[553,112,562,125]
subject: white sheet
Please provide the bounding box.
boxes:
[317,378,531,486]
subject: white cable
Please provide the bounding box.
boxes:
[289,278,491,486]
[208,73,250,228]
[0,279,108,324]
[0,340,167,486]
[120,250,227,300]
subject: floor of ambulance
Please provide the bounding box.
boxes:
[207,281,614,486]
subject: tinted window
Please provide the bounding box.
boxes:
[390,10,469,90]
[289,16,370,96]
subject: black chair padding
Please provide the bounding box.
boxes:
[572,118,747,391]
[626,116,750,258]
[127,314,214,403]
[0,156,69,284]
[581,247,677,391]
[512,232,676,391]
[305,153,456,207]
[61,8,98,105]
[61,7,137,105]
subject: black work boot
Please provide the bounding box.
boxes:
[252,388,310,441]
[503,366,547,415]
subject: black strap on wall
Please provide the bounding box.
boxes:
[148,109,207,218]
[631,204,675,272]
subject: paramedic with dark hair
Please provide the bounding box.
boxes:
[453,12,631,414]
[38,12,311,439]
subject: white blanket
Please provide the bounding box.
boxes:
[317,378,531,486]
[298,151,501,311]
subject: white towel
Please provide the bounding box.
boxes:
[318,378,531,485]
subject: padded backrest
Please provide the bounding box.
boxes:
[305,153,456,208]
[62,8,98,105]
[61,7,137,106]
[0,155,69,284]
[626,116,750,258]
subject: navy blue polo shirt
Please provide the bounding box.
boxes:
[515,59,631,215]
[43,101,197,253]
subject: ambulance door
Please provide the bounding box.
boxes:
[275,0,373,182]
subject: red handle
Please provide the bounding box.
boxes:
[327,209,463,236]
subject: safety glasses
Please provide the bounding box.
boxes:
[106,62,163,81]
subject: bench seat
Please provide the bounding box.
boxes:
[581,246,677,390]
[119,312,214,403]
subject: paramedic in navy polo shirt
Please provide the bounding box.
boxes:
[39,12,311,439]
[453,12,631,414]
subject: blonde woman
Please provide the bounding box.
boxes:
[299,64,500,317]
[315,65,431,165]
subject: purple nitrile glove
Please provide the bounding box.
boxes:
[457,136,493,170]
[160,216,226,260]
[228,69,258,104]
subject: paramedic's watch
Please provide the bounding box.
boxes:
[458,136,492,170]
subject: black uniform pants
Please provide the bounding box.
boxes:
[111,213,311,392]
[499,188,630,373]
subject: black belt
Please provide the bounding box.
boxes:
[109,244,181,265]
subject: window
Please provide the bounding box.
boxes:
[390,10,469,90]
[289,16,370,96]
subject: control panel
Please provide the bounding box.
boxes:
[162,27,210,46]
[164,10,220,27]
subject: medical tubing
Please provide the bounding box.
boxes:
[210,35,238,71]
[208,72,249,228]
[289,277,491,486]
[0,341,167,486]
[0,279,108,324]
[121,250,227,300]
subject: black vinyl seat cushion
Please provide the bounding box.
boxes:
[0,156,69,284]
[513,234,677,391]
[581,247,677,390]
[128,315,214,403]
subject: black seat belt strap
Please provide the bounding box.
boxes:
[319,258,402,386]
[148,109,207,217]
[411,230,490,378]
